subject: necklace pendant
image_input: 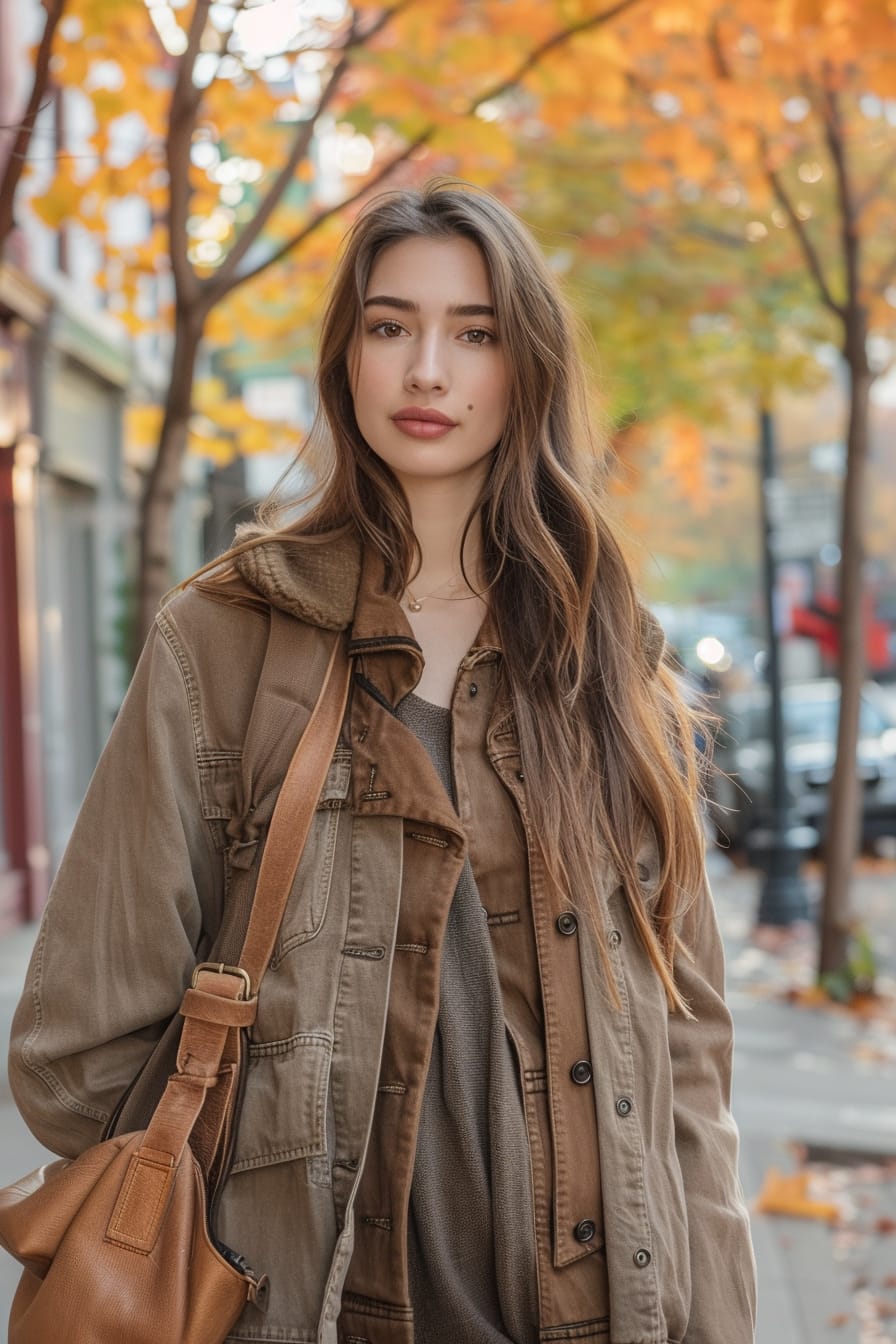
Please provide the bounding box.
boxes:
[407,598,422,612]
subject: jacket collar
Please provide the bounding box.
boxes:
[233,524,361,631]
[231,525,664,683]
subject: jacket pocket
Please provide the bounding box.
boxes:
[271,748,351,965]
[231,1031,333,1172]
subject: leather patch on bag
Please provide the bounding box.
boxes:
[105,1151,176,1254]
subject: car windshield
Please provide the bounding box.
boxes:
[732,694,888,746]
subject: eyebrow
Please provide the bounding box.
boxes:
[363,295,495,318]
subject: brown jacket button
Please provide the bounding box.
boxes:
[633,1247,652,1268]
[556,913,578,936]
[574,1219,596,1243]
[616,1096,633,1117]
[570,1060,593,1085]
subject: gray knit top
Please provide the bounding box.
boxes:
[395,691,538,1344]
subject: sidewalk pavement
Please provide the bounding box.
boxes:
[1,856,895,1341]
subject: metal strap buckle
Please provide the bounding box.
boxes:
[191,962,252,1000]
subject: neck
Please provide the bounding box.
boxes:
[402,480,484,587]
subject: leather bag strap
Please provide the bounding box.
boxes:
[133,631,351,1179]
[238,629,351,993]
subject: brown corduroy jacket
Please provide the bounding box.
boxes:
[9,529,756,1344]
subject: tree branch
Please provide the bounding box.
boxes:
[0,0,66,253]
[209,1,417,300]
[213,0,646,296]
[818,70,860,328]
[472,0,645,107]
[764,160,844,319]
[708,18,844,322]
[209,52,351,298]
[166,0,211,308]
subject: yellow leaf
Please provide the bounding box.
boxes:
[125,403,163,452]
[189,432,236,466]
[27,163,89,230]
[754,1168,840,1223]
[115,308,148,337]
[194,378,228,410]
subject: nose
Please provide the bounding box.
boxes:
[404,329,448,393]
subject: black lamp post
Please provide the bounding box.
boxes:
[748,404,815,926]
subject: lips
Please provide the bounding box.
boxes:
[392,406,458,427]
[391,406,458,440]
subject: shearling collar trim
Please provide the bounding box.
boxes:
[232,524,361,631]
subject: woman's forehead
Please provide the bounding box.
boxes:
[365,234,493,302]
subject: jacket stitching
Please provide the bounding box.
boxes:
[19,923,111,1125]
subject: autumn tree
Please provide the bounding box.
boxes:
[559,0,896,975]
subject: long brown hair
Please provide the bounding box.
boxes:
[198,179,708,1012]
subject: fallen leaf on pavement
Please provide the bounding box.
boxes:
[754,1168,841,1222]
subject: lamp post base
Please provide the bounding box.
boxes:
[748,824,817,926]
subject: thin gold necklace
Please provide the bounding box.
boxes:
[403,573,481,612]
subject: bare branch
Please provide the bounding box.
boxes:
[167,0,212,307]
[0,0,66,252]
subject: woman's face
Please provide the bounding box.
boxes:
[350,234,510,498]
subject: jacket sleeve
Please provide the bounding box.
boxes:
[668,873,757,1343]
[8,616,224,1158]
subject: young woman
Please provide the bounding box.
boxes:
[10,181,756,1343]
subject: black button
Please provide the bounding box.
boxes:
[637,863,650,882]
[615,1096,633,1117]
[556,912,578,936]
[633,1247,651,1268]
[570,1060,593,1085]
[574,1219,596,1244]
[469,683,478,696]
[608,929,622,947]
[516,771,525,782]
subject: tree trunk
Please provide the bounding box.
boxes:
[136,306,204,650]
[818,314,871,977]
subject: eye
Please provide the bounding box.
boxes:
[369,319,406,338]
[461,327,495,345]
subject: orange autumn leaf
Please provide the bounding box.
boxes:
[754,1169,840,1223]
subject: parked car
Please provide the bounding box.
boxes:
[708,678,896,854]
